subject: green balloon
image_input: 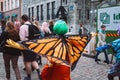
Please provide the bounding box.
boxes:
[53,20,68,35]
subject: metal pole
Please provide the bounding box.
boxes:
[82,0,86,24]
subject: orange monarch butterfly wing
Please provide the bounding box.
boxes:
[22,37,70,64]
[66,35,91,70]
[21,35,91,70]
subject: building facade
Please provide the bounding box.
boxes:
[21,0,120,34]
[22,0,83,34]
[3,0,21,21]
[0,0,4,20]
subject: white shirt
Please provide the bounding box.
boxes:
[19,21,31,41]
[97,31,106,47]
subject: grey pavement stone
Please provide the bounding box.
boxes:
[0,53,119,80]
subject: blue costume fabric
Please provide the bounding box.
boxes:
[96,44,110,52]
[105,39,120,79]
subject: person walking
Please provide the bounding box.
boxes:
[95,25,109,64]
[107,39,120,80]
[48,20,54,35]
[0,19,6,35]
[19,14,41,80]
[41,22,51,37]
[117,26,120,36]
[33,19,42,65]
[14,18,21,32]
[0,21,21,80]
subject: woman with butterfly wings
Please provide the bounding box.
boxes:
[6,20,91,80]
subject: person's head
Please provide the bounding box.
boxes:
[14,18,18,21]
[49,20,54,26]
[101,25,106,30]
[80,23,83,27]
[33,20,39,27]
[41,22,51,34]
[0,19,6,27]
[21,14,29,24]
[6,21,15,32]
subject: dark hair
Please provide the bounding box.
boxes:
[0,19,6,26]
[49,20,54,26]
[101,25,106,28]
[21,14,29,21]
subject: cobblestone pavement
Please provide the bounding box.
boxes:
[0,53,119,80]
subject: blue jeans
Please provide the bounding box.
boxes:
[95,49,109,64]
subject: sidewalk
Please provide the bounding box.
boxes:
[0,53,118,80]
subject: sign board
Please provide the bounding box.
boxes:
[97,6,120,30]
[69,5,74,11]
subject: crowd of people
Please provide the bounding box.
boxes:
[0,14,120,80]
[0,14,55,80]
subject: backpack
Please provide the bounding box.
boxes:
[27,24,40,40]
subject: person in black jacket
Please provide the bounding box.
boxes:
[0,19,6,35]
[0,21,21,80]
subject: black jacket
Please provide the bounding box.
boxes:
[0,31,21,56]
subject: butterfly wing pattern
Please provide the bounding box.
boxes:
[21,35,91,68]
[6,34,91,70]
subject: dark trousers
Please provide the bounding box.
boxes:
[108,61,120,80]
[3,54,21,80]
[95,50,109,64]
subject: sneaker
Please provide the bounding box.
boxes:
[104,60,109,64]
[95,61,99,64]
[23,77,31,80]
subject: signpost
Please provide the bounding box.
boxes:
[97,6,120,31]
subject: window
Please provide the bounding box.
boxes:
[1,2,3,11]
[8,0,10,10]
[36,5,40,21]
[11,0,13,9]
[41,4,43,20]
[28,8,31,20]
[86,9,90,20]
[32,7,34,21]
[15,0,17,8]
[52,1,55,19]
[79,9,81,20]
[4,1,6,11]
[66,0,67,4]
[63,0,67,4]
[47,3,50,20]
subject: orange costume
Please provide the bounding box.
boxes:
[41,57,71,80]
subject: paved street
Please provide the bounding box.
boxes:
[0,53,119,80]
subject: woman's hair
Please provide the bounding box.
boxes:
[6,21,16,31]
[33,20,40,30]
[6,21,19,41]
